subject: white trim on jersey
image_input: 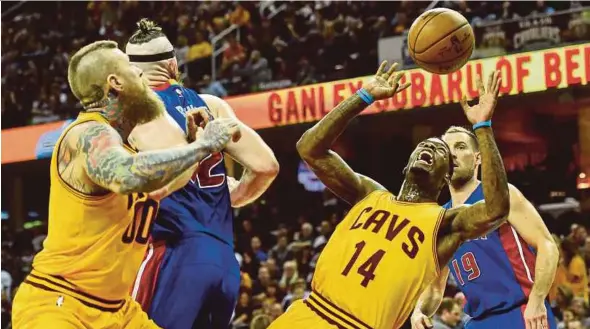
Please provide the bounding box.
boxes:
[510,226,534,283]
[131,243,155,300]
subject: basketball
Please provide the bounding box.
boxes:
[408,8,475,75]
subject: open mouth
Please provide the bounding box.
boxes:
[417,151,433,165]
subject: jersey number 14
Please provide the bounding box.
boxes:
[341,240,386,287]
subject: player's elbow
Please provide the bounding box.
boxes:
[488,194,510,223]
[539,237,560,262]
[253,155,280,178]
[296,132,315,161]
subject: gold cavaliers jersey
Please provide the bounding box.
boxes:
[27,112,159,311]
[308,190,445,329]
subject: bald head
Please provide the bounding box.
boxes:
[68,40,126,107]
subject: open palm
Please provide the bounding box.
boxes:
[460,71,502,124]
[363,61,411,100]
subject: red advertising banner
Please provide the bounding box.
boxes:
[2,43,589,164]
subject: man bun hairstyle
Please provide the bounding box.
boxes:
[128,18,166,45]
[126,18,175,63]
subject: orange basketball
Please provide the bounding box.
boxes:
[408,8,475,75]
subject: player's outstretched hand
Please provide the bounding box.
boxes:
[410,312,433,329]
[363,61,411,101]
[523,299,548,329]
[186,107,210,143]
[459,70,501,125]
[199,118,241,153]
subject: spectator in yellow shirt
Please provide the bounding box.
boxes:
[187,32,212,63]
[553,238,589,303]
[228,3,252,28]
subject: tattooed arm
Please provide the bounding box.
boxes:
[438,72,510,264]
[297,62,409,205]
[445,127,510,241]
[75,119,238,195]
[296,94,384,205]
[411,266,450,329]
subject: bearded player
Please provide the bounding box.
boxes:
[411,121,559,326]
[11,40,239,328]
[269,63,509,329]
[124,19,279,329]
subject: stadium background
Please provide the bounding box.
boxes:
[1,1,589,328]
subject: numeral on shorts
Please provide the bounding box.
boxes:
[191,152,225,188]
[451,252,481,285]
[341,240,386,287]
[122,197,159,245]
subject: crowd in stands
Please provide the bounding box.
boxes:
[1,1,583,129]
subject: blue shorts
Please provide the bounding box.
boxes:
[132,233,240,329]
[466,301,557,329]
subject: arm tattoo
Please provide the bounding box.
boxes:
[80,124,213,194]
[438,128,510,264]
[297,94,383,204]
[474,127,510,222]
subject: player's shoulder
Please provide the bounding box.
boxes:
[62,121,119,150]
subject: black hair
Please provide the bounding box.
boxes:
[128,18,166,45]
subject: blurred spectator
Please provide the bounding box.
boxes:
[221,34,246,74]
[279,260,299,291]
[233,292,253,328]
[249,314,272,329]
[236,50,272,87]
[251,236,268,263]
[554,238,589,303]
[281,278,310,311]
[199,75,228,98]
[228,3,252,29]
[187,32,213,63]
[312,220,333,249]
[1,270,12,301]
[252,265,272,300]
[268,234,294,269]
[433,297,463,329]
[291,222,314,251]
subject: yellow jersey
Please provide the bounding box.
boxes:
[308,190,445,329]
[28,112,159,312]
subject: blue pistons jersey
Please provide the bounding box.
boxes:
[152,80,234,246]
[443,184,537,319]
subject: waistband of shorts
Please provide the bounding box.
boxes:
[303,290,373,329]
[25,269,125,312]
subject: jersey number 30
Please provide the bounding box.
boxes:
[341,240,386,287]
[451,252,481,285]
[122,195,159,245]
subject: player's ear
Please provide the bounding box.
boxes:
[107,74,124,93]
[167,58,179,79]
[474,151,482,166]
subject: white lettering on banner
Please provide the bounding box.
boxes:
[513,26,561,49]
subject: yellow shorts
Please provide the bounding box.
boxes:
[268,300,335,329]
[269,292,374,329]
[12,282,160,329]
